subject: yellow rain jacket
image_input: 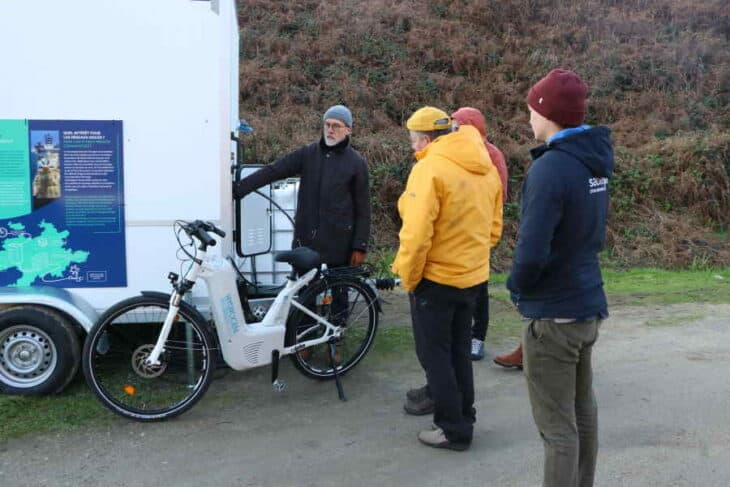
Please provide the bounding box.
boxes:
[392,125,503,291]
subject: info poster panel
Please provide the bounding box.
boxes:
[0,120,126,288]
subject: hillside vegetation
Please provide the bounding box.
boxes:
[237,0,730,269]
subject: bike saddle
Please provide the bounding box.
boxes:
[275,247,321,274]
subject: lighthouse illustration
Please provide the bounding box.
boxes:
[31,131,62,207]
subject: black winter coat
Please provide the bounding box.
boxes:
[233,136,370,265]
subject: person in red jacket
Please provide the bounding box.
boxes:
[451,108,508,197]
[449,108,523,369]
[451,107,508,361]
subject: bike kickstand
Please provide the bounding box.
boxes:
[271,350,286,393]
[328,342,347,402]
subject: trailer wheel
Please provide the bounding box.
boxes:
[0,307,80,395]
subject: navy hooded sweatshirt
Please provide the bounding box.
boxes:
[507,126,614,320]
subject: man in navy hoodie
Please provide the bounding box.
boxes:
[507,69,614,487]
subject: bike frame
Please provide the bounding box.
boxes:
[145,246,343,371]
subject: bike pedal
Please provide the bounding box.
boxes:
[272,379,287,393]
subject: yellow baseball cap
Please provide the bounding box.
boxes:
[406,106,451,131]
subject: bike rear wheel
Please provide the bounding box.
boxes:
[286,276,378,380]
[82,295,215,421]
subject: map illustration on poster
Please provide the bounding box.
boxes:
[0,120,126,288]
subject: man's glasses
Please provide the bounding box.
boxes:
[325,122,347,130]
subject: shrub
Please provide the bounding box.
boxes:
[236,0,730,269]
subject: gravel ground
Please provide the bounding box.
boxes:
[1,298,729,487]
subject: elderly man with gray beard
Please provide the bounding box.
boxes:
[233,105,370,268]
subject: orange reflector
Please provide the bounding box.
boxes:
[322,295,333,305]
[123,384,137,395]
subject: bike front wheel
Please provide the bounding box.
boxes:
[82,295,216,421]
[286,276,378,380]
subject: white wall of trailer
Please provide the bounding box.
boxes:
[0,0,240,311]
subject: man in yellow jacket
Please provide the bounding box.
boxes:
[392,106,503,450]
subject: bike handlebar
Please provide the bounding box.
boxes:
[181,220,226,248]
[196,229,216,247]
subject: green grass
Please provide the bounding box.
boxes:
[489,268,730,305]
[368,255,730,305]
[370,326,414,357]
[0,379,111,442]
[602,268,730,305]
[374,268,730,346]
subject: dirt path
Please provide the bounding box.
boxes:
[1,297,729,487]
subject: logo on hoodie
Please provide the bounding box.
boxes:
[588,177,608,194]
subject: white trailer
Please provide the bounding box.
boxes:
[0,0,291,395]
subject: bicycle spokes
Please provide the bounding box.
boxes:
[85,299,214,420]
[288,278,378,379]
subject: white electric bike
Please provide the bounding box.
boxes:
[82,220,380,421]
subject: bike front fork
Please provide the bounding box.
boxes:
[145,292,183,366]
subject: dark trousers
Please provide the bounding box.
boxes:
[523,318,601,487]
[410,279,480,444]
[326,261,350,327]
[472,280,489,341]
[330,285,349,326]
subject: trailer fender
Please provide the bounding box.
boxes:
[0,287,98,332]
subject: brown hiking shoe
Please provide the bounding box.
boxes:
[406,384,430,403]
[493,344,523,370]
[404,396,435,416]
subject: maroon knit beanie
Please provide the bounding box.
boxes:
[527,69,588,127]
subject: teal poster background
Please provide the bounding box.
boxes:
[0,120,31,219]
[0,120,126,288]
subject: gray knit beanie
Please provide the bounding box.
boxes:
[323,105,353,128]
